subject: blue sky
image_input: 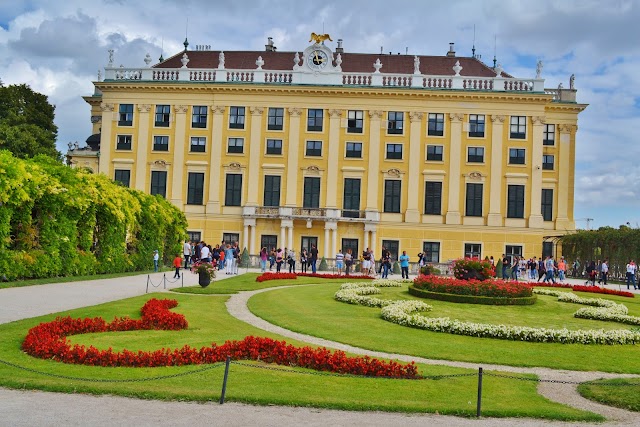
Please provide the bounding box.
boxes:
[0,0,639,229]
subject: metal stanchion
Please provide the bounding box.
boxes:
[219,355,231,404]
[476,367,483,417]
[163,273,167,289]
[145,275,150,293]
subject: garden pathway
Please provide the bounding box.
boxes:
[1,270,639,426]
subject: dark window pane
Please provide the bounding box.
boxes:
[424,181,442,215]
[225,174,242,206]
[155,105,170,127]
[507,185,525,218]
[307,109,323,132]
[150,171,167,197]
[384,180,401,213]
[303,177,321,208]
[465,183,483,217]
[386,144,403,159]
[266,139,283,155]
[343,178,361,217]
[187,172,205,205]
[542,189,553,221]
[427,145,443,161]
[428,113,444,136]
[229,106,245,129]
[114,169,130,187]
[423,242,440,263]
[346,142,362,158]
[268,107,284,130]
[263,175,281,207]
[305,140,322,156]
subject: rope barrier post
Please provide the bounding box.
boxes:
[476,367,483,418]
[219,355,231,404]
[163,273,167,289]
[181,273,184,287]
[146,275,149,294]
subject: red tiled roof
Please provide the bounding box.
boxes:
[155,50,512,78]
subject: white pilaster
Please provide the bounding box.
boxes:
[249,223,256,254]
[555,124,573,229]
[487,115,505,226]
[243,224,249,250]
[285,108,302,206]
[324,227,330,258]
[445,113,463,224]
[363,229,369,252]
[366,110,383,211]
[134,104,151,191]
[331,228,337,258]
[325,109,341,208]
[246,106,264,206]
[99,103,114,177]
[405,112,423,222]
[207,105,225,214]
[170,105,188,208]
[288,225,294,251]
[529,116,545,228]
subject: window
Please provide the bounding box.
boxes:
[342,178,361,218]
[228,138,244,154]
[464,243,481,259]
[225,174,242,206]
[427,145,443,161]
[150,171,167,197]
[382,240,399,261]
[424,181,442,215]
[303,177,321,208]
[187,231,201,242]
[543,124,555,146]
[192,106,207,128]
[223,233,239,245]
[155,105,170,127]
[465,183,483,217]
[118,104,133,126]
[301,236,318,254]
[510,116,526,139]
[116,135,132,150]
[505,245,523,265]
[542,241,554,258]
[467,147,484,163]
[305,140,322,156]
[469,114,485,137]
[387,111,404,134]
[342,238,359,257]
[543,155,554,170]
[423,242,440,263]
[386,143,403,160]
[268,107,284,130]
[190,137,206,153]
[384,180,401,213]
[509,148,526,165]
[347,110,363,133]
[428,113,444,136]
[266,139,282,155]
[261,235,278,251]
[229,106,245,129]
[507,185,525,219]
[541,189,553,221]
[307,109,323,132]
[114,169,130,187]
[153,135,169,151]
[187,172,205,205]
[346,142,362,158]
[263,175,281,207]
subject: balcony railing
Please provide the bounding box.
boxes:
[292,207,326,217]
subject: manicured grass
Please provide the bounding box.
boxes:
[248,283,640,374]
[0,293,599,420]
[171,273,356,294]
[578,379,640,412]
[0,269,167,289]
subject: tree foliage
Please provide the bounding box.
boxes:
[0,151,187,280]
[0,84,60,160]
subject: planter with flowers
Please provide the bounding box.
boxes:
[191,261,216,287]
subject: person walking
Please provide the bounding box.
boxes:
[275,248,284,272]
[183,240,191,269]
[586,260,597,286]
[153,250,159,272]
[288,248,296,273]
[543,256,556,284]
[381,251,391,278]
[399,251,410,279]
[260,247,268,273]
[172,253,182,279]
[335,249,344,275]
[344,249,353,276]
[300,249,308,273]
[269,247,276,271]
[600,258,609,286]
[557,257,566,283]
[310,244,319,274]
[501,254,509,279]
[224,244,234,275]
[626,259,637,290]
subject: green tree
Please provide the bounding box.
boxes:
[0,84,59,160]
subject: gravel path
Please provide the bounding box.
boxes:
[1,271,640,426]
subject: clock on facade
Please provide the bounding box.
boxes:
[307,49,329,70]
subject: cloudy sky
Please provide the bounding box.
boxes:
[0,0,638,229]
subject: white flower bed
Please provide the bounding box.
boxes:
[372,278,409,287]
[335,282,640,344]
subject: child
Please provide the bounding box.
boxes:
[173,254,182,278]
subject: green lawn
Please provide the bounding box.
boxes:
[0,292,599,420]
[578,379,640,412]
[248,283,640,373]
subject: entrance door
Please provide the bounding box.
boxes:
[260,235,278,252]
[301,236,318,253]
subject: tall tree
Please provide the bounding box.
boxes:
[0,84,60,159]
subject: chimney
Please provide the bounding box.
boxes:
[447,42,456,57]
[265,37,277,52]
[335,38,344,53]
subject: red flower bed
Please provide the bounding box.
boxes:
[530,283,634,298]
[296,272,374,280]
[22,299,418,378]
[413,275,532,298]
[256,272,297,282]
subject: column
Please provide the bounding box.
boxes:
[285,108,302,206]
[331,227,337,258]
[445,113,463,225]
[405,112,423,223]
[487,115,505,226]
[206,105,225,214]
[325,109,342,208]
[324,227,330,258]
[170,105,188,208]
[363,229,369,252]
[243,224,249,251]
[249,221,256,254]
[280,224,287,249]
[555,124,573,229]
[371,230,377,253]
[246,107,264,206]
[529,116,545,228]
[134,104,151,191]
[366,110,383,211]
[98,103,114,176]
[288,225,294,251]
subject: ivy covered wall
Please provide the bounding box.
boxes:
[0,151,187,280]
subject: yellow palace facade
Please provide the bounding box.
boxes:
[78,37,586,263]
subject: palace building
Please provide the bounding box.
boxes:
[74,35,586,263]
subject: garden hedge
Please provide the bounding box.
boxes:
[0,151,187,280]
[408,285,538,306]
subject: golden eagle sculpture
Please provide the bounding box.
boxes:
[309,33,333,44]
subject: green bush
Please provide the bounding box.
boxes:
[0,151,187,280]
[392,261,401,274]
[452,258,495,281]
[420,265,441,275]
[240,248,250,268]
[408,285,537,306]
[319,257,328,271]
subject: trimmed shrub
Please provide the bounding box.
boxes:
[319,257,328,271]
[452,257,495,281]
[409,285,537,306]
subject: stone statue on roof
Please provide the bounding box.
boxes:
[570,74,575,89]
[536,60,543,79]
[413,55,420,74]
[218,51,225,70]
